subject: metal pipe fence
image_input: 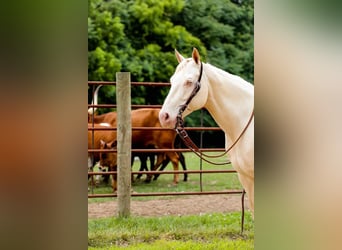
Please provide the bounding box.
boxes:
[88,80,247,231]
[87,81,242,197]
[88,81,243,195]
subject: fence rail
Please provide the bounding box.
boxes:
[88,126,222,131]
[88,81,171,87]
[88,169,237,175]
[88,190,243,198]
[88,148,226,153]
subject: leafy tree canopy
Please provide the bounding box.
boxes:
[88,0,254,127]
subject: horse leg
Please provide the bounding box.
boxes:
[145,153,164,183]
[88,156,100,188]
[111,165,118,192]
[152,152,184,181]
[178,152,187,181]
[88,156,94,186]
[237,173,254,218]
[149,152,158,179]
[166,152,179,185]
[173,136,187,181]
[98,165,109,185]
[136,154,148,180]
[87,154,108,185]
[153,153,168,181]
[130,154,134,182]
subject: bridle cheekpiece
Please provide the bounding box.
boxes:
[175,61,203,128]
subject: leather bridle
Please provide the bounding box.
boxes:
[175,61,254,165]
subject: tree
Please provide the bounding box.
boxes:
[172,0,254,83]
[88,0,254,130]
[88,0,126,81]
[88,0,207,107]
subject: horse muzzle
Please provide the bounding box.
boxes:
[159,110,177,128]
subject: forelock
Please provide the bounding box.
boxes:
[175,58,192,73]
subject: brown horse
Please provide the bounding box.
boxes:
[99,108,182,191]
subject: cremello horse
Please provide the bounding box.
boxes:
[159,48,254,215]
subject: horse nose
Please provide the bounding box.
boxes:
[159,111,170,124]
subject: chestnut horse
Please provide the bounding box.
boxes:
[159,48,254,215]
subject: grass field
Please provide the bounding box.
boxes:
[88,152,254,249]
[88,212,254,249]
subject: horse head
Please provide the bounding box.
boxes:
[159,48,208,128]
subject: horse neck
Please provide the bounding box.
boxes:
[203,63,254,141]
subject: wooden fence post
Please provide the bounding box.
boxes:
[116,72,131,217]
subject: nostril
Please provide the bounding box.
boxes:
[159,111,170,124]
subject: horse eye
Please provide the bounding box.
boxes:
[185,80,192,86]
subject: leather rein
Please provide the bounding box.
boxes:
[175,62,254,165]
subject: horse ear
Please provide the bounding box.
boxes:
[109,140,117,149]
[100,139,106,148]
[192,47,201,64]
[175,49,185,63]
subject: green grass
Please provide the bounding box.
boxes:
[88,152,242,202]
[88,239,253,250]
[88,212,254,249]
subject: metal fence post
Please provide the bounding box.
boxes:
[116,72,131,217]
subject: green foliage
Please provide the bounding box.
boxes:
[88,0,125,81]
[172,0,254,83]
[88,0,206,82]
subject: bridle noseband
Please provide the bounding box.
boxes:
[175,61,254,165]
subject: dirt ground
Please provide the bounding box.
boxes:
[88,194,249,219]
